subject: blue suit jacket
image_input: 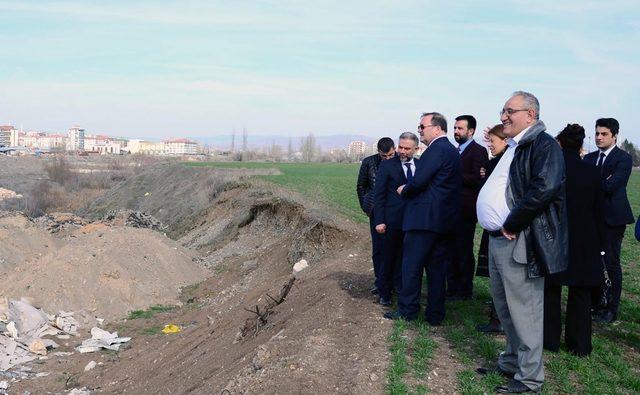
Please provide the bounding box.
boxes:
[373,156,417,230]
[401,137,462,234]
[583,146,634,226]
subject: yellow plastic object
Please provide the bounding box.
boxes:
[161,324,182,334]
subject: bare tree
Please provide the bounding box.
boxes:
[242,127,248,152]
[287,136,293,162]
[231,129,236,152]
[300,133,317,162]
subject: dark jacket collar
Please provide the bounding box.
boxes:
[517,121,547,146]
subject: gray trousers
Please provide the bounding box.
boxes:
[489,235,544,391]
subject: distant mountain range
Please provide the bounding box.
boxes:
[190,134,379,151]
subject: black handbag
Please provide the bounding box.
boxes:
[597,252,612,310]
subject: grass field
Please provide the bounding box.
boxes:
[186,161,640,394]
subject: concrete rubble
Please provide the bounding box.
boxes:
[102,209,165,231]
[76,327,131,353]
[0,298,79,372]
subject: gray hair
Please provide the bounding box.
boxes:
[421,112,448,133]
[399,132,419,146]
[512,91,540,119]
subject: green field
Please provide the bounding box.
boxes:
[187,161,640,394]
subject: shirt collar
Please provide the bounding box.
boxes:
[507,124,532,147]
[427,134,448,148]
[599,145,615,157]
[402,157,415,165]
[458,138,473,153]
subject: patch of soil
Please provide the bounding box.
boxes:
[0,220,208,324]
[6,164,392,394]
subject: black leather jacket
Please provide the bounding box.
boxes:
[502,121,569,275]
[357,154,382,217]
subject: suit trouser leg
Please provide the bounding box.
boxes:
[399,230,436,320]
[565,286,592,356]
[369,217,385,289]
[379,229,404,300]
[425,234,450,324]
[448,219,476,297]
[459,219,477,297]
[489,235,544,391]
[604,225,625,317]
[543,282,562,352]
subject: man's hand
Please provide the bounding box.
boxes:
[375,224,387,234]
[501,227,517,240]
[397,185,405,195]
[483,126,491,143]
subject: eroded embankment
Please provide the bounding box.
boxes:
[11,164,391,394]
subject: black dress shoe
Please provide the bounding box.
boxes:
[383,311,414,321]
[495,379,540,393]
[476,366,514,379]
[379,297,392,306]
[476,320,504,334]
[594,310,617,324]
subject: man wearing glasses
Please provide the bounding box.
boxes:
[476,91,567,393]
[357,137,396,295]
[384,112,461,326]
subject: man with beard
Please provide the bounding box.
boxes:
[373,132,420,305]
[448,115,488,300]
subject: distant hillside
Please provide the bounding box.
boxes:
[190,134,379,151]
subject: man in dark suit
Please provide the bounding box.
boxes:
[357,137,396,294]
[384,112,461,325]
[373,132,420,305]
[448,115,488,300]
[583,118,635,324]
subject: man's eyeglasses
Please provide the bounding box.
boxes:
[418,124,436,131]
[500,108,529,117]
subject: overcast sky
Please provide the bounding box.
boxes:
[1,1,638,148]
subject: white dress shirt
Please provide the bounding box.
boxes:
[401,158,416,178]
[476,126,531,231]
[598,145,615,166]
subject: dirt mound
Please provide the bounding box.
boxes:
[0,212,59,272]
[0,216,208,324]
[81,163,278,238]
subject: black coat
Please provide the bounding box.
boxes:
[548,150,604,287]
[503,121,569,276]
[460,140,489,222]
[583,146,635,227]
[356,153,383,217]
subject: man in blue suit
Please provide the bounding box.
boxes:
[583,118,635,324]
[384,112,462,325]
[372,132,420,305]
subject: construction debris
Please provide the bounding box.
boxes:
[84,360,97,371]
[0,299,78,371]
[102,209,165,231]
[33,212,87,233]
[0,188,21,200]
[292,259,308,275]
[76,327,131,353]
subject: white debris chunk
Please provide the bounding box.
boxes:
[84,360,97,371]
[68,387,91,395]
[76,327,131,354]
[0,380,8,390]
[0,298,79,371]
[292,259,308,275]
